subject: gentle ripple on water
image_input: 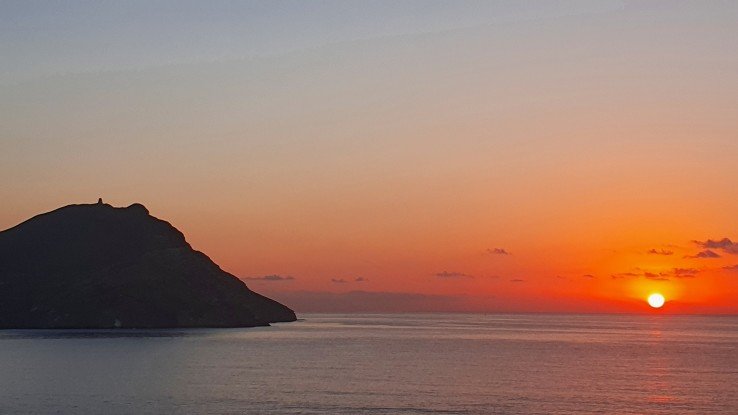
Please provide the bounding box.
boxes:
[1,313,738,414]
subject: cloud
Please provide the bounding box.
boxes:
[685,250,721,259]
[435,271,474,279]
[695,238,738,254]
[509,278,525,283]
[647,248,674,256]
[644,272,669,281]
[611,272,640,279]
[671,268,699,278]
[582,274,596,279]
[243,274,295,281]
[611,268,699,281]
[328,277,368,283]
[723,265,738,272]
[487,248,510,255]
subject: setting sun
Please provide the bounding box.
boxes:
[647,293,666,309]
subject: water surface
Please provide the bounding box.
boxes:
[1,314,737,414]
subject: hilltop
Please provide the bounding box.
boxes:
[0,201,296,328]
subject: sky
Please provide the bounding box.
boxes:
[2,0,738,314]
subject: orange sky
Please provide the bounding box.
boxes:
[2,1,738,313]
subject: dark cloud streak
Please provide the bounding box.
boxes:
[685,250,721,259]
[648,248,674,256]
[611,268,701,281]
[671,268,699,278]
[242,274,295,281]
[695,238,738,254]
[435,271,474,279]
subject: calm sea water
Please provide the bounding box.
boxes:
[1,313,738,414]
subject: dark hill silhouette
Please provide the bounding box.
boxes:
[0,202,296,328]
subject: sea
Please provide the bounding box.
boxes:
[1,313,737,414]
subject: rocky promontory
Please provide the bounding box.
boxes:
[0,201,296,328]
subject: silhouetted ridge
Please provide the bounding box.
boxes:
[0,202,296,328]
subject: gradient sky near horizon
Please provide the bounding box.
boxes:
[3,0,738,313]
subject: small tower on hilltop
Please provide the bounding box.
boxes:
[97,198,103,205]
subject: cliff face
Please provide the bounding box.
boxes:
[0,202,296,328]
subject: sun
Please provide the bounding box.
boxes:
[647,293,665,309]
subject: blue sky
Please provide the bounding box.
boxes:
[1,0,624,83]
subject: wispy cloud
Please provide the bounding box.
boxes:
[723,265,738,272]
[695,238,738,254]
[582,274,596,279]
[611,272,640,279]
[647,248,674,256]
[644,272,669,281]
[671,268,699,278]
[243,274,295,281]
[685,250,721,259]
[510,278,525,283]
[487,248,510,255]
[329,277,369,284]
[611,268,700,281]
[435,271,474,279]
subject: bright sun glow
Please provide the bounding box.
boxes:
[647,293,665,309]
